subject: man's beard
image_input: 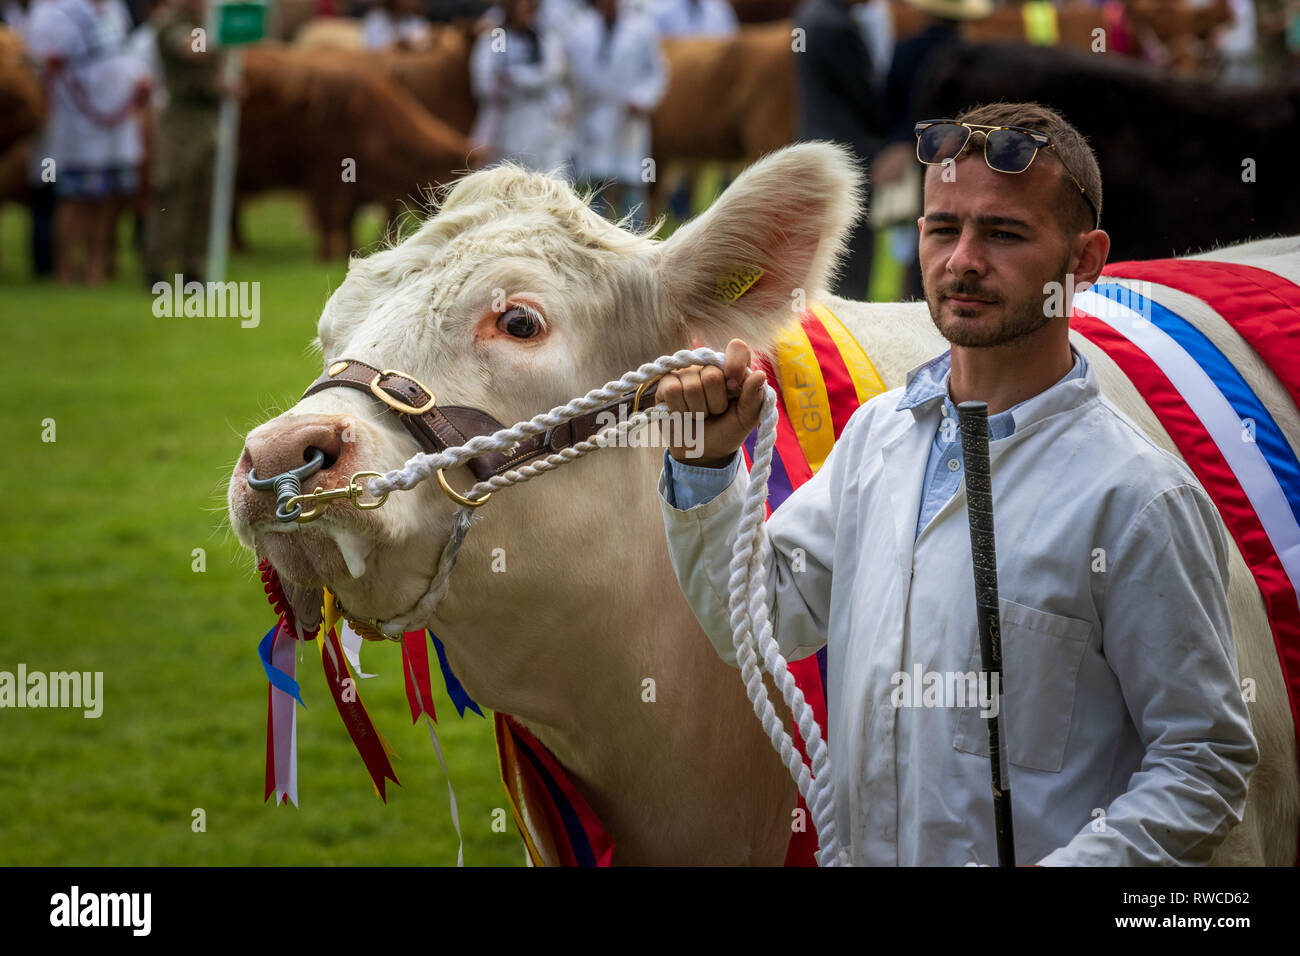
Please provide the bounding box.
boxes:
[924,253,1073,349]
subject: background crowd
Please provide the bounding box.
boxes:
[2,0,1297,292]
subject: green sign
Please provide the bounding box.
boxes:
[216,2,266,46]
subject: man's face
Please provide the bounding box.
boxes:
[918,147,1077,349]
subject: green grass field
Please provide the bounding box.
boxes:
[0,196,526,866]
[0,187,904,866]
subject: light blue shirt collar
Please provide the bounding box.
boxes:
[896,345,1089,438]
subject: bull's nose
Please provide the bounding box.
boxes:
[244,419,347,482]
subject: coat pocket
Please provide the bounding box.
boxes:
[951,598,1092,773]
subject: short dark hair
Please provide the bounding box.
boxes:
[952,101,1102,235]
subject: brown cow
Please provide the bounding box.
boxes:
[293,21,478,134]
[1126,0,1233,74]
[238,45,473,260]
[0,26,44,157]
[894,0,1230,75]
[652,21,797,166]
[914,40,1300,261]
[291,15,366,50]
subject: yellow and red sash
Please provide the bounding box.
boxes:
[496,301,888,866]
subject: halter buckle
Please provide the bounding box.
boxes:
[436,468,492,508]
[369,369,438,416]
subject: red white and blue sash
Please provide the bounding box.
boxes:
[1072,260,1300,863]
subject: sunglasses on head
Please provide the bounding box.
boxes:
[913,119,1099,230]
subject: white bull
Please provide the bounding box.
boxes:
[228,142,1299,865]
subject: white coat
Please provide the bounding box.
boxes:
[361,9,430,51]
[659,352,1258,865]
[651,0,738,37]
[27,0,139,171]
[470,25,570,172]
[564,8,667,184]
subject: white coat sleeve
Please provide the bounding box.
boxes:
[658,413,856,668]
[362,10,394,51]
[624,20,667,112]
[1036,484,1259,865]
[563,24,598,97]
[27,4,77,61]
[469,32,500,103]
[503,32,566,93]
[711,0,739,35]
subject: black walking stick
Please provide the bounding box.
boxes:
[957,401,1015,867]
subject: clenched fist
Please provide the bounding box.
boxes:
[657,338,767,468]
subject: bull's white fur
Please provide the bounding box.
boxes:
[230,142,1298,865]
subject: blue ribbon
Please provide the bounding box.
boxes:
[1093,282,1300,526]
[429,630,483,718]
[258,622,305,707]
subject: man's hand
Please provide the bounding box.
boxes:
[131,75,154,107]
[657,338,766,468]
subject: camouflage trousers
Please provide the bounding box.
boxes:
[145,108,217,278]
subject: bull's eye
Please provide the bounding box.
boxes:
[498,305,543,339]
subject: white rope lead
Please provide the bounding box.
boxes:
[368,348,851,866]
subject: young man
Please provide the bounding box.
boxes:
[656,102,1258,865]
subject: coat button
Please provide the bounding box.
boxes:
[947,458,960,472]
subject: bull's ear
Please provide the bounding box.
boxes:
[655,141,864,351]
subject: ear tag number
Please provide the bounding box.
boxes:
[714,265,765,304]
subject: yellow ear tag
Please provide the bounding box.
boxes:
[714,265,764,304]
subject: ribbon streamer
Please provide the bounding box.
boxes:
[340,621,378,679]
[429,630,483,718]
[402,631,436,725]
[259,620,305,706]
[402,638,465,865]
[260,618,303,805]
[320,626,401,800]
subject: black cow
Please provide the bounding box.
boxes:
[913,42,1300,260]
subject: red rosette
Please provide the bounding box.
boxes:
[258,557,319,640]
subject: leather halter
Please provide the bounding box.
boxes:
[301,359,664,489]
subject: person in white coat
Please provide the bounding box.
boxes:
[27,0,149,283]
[651,0,736,37]
[655,103,1258,865]
[362,0,432,51]
[470,0,571,173]
[565,0,667,230]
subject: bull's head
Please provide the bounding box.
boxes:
[227,142,861,715]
